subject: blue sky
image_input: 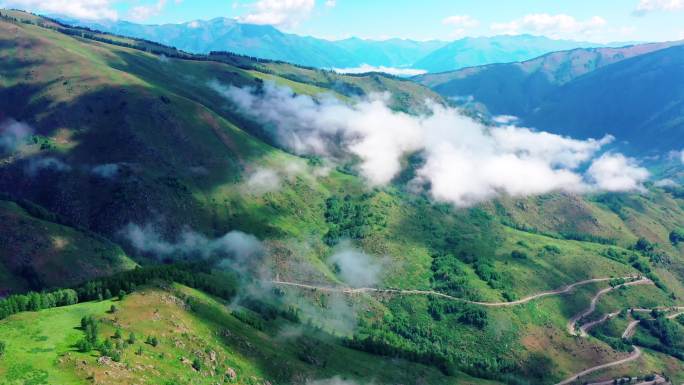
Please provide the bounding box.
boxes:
[4,0,684,42]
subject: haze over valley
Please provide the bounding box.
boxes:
[0,1,683,385]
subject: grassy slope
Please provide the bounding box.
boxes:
[0,297,115,384]
[0,285,499,385]
[0,200,136,293]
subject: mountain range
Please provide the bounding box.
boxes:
[1,9,684,385]
[417,40,684,154]
[57,16,609,73]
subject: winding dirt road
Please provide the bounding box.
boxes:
[273,276,671,385]
[579,310,621,336]
[557,278,653,385]
[567,278,653,336]
[555,346,642,385]
[665,307,684,320]
[584,374,666,385]
[620,307,684,339]
[622,320,641,339]
[272,276,642,307]
[557,285,684,385]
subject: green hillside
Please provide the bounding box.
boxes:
[0,284,499,385]
[415,41,684,155]
[0,9,683,385]
[0,199,136,294]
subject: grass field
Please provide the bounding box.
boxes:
[0,285,502,385]
[0,299,115,385]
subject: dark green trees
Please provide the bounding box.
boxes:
[77,316,98,352]
[192,357,202,371]
[670,228,684,245]
[146,336,159,347]
[0,289,78,320]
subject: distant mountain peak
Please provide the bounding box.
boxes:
[52,16,622,73]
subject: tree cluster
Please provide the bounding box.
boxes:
[669,228,684,245]
[0,289,78,320]
[323,194,385,246]
[430,253,477,299]
[76,263,237,303]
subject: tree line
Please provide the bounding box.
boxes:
[0,263,237,321]
[0,289,78,319]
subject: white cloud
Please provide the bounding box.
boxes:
[245,167,281,194]
[308,377,361,385]
[324,0,336,7]
[333,64,426,77]
[491,13,607,39]
[127,0,167,21]
[0,119,33,155]
[238,0,315,28]
[666,149,684,163]
[490,127,613,169]
[442,15,480,38]
[1,0,118,20]
[91,163,120,178]
[329,247,384,287]
[586,153,649,192]
[242,161,312,195]
[443,15,480,28]
[492,115,519,125]
[634,0,684,15]
[122,223,264,260]
[25,157,71,176]
[211,81,650,206]
[654,178,678,187]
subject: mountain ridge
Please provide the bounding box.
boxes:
[416,40,684,154]
[1,9,683,385]
[53,15,621,73]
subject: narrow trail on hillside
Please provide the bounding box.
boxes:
[555,346,643,385]
[273,276,670,385]
[271,275,641,307]
[578,310,621,336]
[567,278,653,337]
[584,374,667,385]
[557,286,684,385]
[620,307,684,339]
[622,320,641,339]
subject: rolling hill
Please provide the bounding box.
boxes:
[416,41,684,154]
[0,9,683,385]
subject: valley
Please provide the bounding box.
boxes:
[0,5,683,385]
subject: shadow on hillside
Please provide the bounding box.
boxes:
[107,50,293,151]
[0,81,56,123]
[0,81,290,245]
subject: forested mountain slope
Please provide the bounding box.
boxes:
[416,41,684,155]
[0,9,683,385]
